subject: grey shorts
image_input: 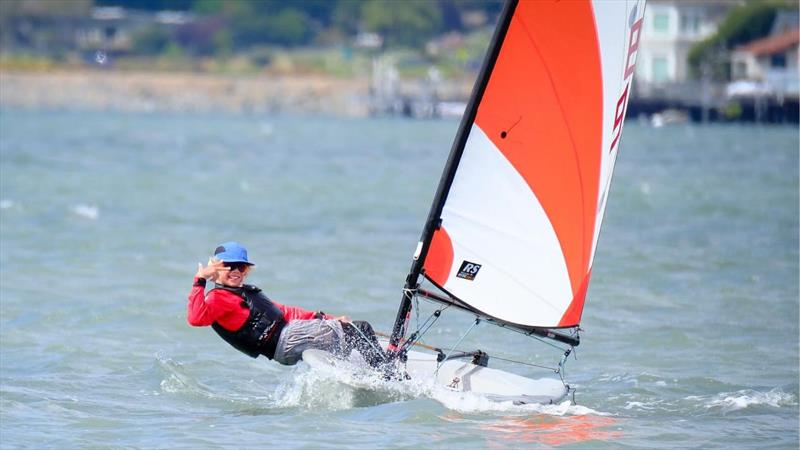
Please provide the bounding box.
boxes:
[272,319,344,366]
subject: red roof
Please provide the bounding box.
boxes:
[736,28,800,56]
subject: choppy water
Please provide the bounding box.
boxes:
[0,109,797,449]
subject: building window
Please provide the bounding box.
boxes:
[653,56,669,82]
[733,61,747,80]
[680,14,699,34]
[653,13,669,33]
[771,53,786,68]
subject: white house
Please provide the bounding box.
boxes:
[730,28,800,96]
[637,0,739,85]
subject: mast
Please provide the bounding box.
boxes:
[388,0,519,352]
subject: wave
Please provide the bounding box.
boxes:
[594,371,798,417]
[155,353,220,399]
[695,388,798,413]
[273,359,424,410]
[154,352,272,407]
[71,203,99,220]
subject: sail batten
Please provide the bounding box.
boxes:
[391,0,645,348]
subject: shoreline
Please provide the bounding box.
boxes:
[5,69,793,124]
[0,69,372,116]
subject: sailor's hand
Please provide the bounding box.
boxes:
[334,315,351,323]
[195,258,228,282]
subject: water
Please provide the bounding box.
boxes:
[1,109,797,449]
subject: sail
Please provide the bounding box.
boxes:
[416,0,646,330]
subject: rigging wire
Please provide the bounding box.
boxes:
[385,329,559,372]
[435,317,480,375]
[483,354,559,372]
[413,295,420,337]
[404,289,573,372]
[401,295,451,354]
[413,281,580,349]
[488,319,576,353]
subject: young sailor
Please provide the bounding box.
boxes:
[187,241,387,368]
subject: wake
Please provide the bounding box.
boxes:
[273,358,607,416]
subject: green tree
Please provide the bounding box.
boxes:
[212,28,232,57]
[96,0,194,11]
[331,0,363,36]
[688,0,798,80]
[202,1,311,48]
[263,8,311,46]
[2,0,91,17]
[132,25,170,55]
[361,0,442,47]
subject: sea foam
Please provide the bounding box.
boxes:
[72,203,99,220]
[281,357,608,417]
[691,388,797,413]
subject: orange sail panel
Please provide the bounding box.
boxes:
[425,227,454,287]
[476,0,603,323]
[422,0,644,328]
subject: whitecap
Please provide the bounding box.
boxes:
[701,388,796,412]
[285,353,611,416]
[273,368,358,410]
[282,356,605,416]
[274,360,421,410]
[623,401,649,410]
[0,199,13,209]
[72,203,99,220]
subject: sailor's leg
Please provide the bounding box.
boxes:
[274,319,345,365]
[341,320,388,368]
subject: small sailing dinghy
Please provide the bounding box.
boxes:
[304,0,646,405]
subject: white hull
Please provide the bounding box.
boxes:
[302,348,569,405]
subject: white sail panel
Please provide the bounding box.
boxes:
[431,124,572,326]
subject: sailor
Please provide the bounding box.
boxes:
[187,241,388,368]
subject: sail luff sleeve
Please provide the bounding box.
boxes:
[388,0,519,351]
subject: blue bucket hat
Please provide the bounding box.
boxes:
[213,241,254,265]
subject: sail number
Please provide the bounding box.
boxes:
[609,15,644,153]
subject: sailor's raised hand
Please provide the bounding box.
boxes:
[195,258,228,282]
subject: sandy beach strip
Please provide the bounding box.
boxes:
[0,70,371,116]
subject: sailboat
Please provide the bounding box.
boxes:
[304,0,646,404]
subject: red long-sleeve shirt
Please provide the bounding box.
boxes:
[187,278,331,331]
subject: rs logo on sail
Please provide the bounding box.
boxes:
[457,261,482,281]
[609,13,644,153]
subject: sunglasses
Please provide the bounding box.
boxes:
[223,262,250,272]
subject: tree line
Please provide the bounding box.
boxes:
[96,0,504,52]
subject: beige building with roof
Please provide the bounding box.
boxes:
[729,27,799,96]
[636,0,739,86]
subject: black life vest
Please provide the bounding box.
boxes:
[209,284,286,359]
